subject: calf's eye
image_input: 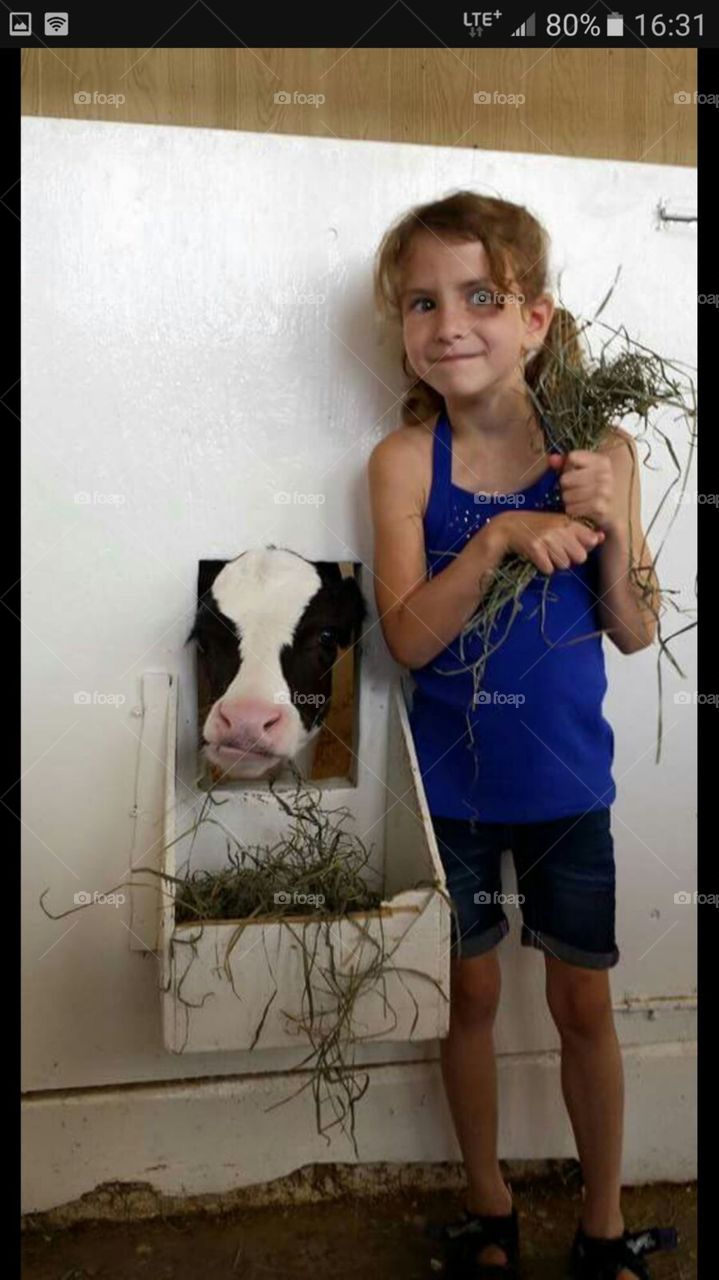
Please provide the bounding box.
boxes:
[319,628,337,647]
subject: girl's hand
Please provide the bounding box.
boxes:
[487,510,605,575]
[547,449,618,532]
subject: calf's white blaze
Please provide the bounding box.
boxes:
[210,548,322,712]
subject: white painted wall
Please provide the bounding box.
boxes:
[21,117,696,1211]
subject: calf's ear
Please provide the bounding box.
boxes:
[197,559,229,600]
[333,577,367,648]
[184,559,229,647]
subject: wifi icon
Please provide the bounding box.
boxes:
[44,12,69,35]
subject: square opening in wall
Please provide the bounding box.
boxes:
[188,550,366,792]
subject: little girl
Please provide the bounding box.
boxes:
[368,191,678,1280]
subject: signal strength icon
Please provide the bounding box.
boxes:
[511,13,536,36]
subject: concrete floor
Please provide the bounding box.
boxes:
[22,1173,695,1279]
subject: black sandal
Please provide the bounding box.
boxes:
[569,1221,679,1279]
[425,1204,520,1278]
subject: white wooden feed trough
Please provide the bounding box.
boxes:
[151,675,451,1054]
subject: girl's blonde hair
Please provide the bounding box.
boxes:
[373,189,588,426]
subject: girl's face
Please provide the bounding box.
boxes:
[398,230,553,401]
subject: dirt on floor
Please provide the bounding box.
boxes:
[22,1169,696,1280]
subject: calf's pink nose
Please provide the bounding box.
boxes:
[216,697,287,749]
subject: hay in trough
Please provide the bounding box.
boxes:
[171,769,385,926]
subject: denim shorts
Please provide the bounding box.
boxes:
[431,807,619,969]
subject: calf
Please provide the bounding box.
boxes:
[186,547,366,781]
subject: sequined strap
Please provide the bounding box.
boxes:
[623,1226,678,1256]
[422,410,453,553]
[432,409,452,488]
[427,1205,519,1249]
[575,1223,679,1279]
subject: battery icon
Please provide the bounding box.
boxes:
[606,12,624,36]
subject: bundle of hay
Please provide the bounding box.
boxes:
[436,296,697,764]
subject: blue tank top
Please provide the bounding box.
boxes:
[407,408,616,823]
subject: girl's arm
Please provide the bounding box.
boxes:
[593,427,662,655]
[368,433,507,669]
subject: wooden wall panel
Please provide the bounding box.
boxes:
[22,47,696,164]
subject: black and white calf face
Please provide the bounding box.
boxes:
[187,548,366,781]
